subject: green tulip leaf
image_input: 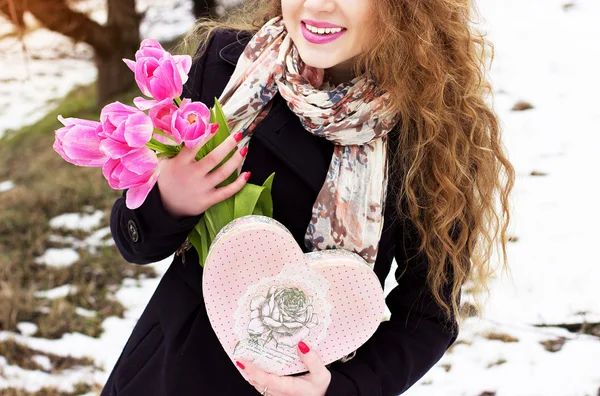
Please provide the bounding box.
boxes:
[256,173,275,218]
[186,102,275,267]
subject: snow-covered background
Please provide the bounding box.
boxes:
[406,1,600,394]
[1,0,599,395]
[0,0,198,139]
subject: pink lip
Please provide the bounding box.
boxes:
[300,22,347,45]
[301,19,345,29]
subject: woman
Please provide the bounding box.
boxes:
[102,0,514,394]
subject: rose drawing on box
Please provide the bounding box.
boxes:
[247,285,319,348]
[231,263,331,363]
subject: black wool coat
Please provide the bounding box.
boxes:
[101,29,458,396]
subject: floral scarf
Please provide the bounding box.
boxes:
[219,17,399,266]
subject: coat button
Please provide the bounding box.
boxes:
[127,220,139,243]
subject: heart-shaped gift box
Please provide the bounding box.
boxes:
[202,215,386,375]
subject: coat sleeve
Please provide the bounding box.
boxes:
[109,34,217,265]
[325,220,460,395]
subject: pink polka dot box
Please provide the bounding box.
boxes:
[202,215,387,375]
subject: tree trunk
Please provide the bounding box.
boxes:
[11,0,113,55]
[96,0,141,104]
[0,0,25,28]
[193,0,218,18]
[5,0,142,104]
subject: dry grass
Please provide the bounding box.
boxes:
[0,338,94,373]
[459,302,479,318]
[446,339,472,354]
[487,358,507,368]
[540,337,567,353]
[481,331,519,343]
[0,83,156,370]
[35,298,105,339]
[535,321,600,338]
[0,383,93,396]
[511,100,534,111]
[529,170,549,177]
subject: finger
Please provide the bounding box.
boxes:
[236,359,290,395]
[206,146,247,186]
[176,127,218,163]
[297,341,328,380]
[205,171,250,207]
[197,132,243,173]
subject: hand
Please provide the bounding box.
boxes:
[236,341,331,396]
[157,131,250,218]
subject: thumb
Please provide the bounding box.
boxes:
[297,341,327,379]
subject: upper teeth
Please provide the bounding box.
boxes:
[305,23,343,35]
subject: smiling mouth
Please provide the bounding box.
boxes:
[301,21,346,35]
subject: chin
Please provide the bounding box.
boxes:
[301,57,340,70]
[295,46,343,70]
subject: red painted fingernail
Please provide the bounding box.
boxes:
[240,147,248,157]
[244,172,251,181]
[298,341,310,354]
[236,361,245,370]
[234,132,243,142]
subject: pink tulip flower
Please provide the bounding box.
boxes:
[123,39,192,104]
[53,116,108,167]
[98,101,161,209]
[102,147,161,209]
[171,98,219,148]
[99,102,154,159]
[146,98,179,145]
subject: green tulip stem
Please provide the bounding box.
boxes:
[147,138,180,157]
[152,129,171,140]
[187,99,275,267]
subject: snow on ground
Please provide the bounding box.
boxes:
[46,208,114,253]
[0,355,97,394]
[1,0,600,394]
[406,319,600,396]
[0,0,198,139]
[48,225,114,254]
[0,180,15,192]
[34,284,79,300]
[76,307,98,319]
[16,323,38,338]
[31,355,52,372]
[34,248,80,268]
[0,256,172,393]
[474,0,600,327]
[403,0,600,395]
[49,210,104,232]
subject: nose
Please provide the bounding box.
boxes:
[303,0,336,14]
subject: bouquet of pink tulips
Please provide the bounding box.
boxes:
[53,39,274,265]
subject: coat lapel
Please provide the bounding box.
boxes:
[249,96,334,194]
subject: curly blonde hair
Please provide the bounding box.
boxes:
[180,0,515,322]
